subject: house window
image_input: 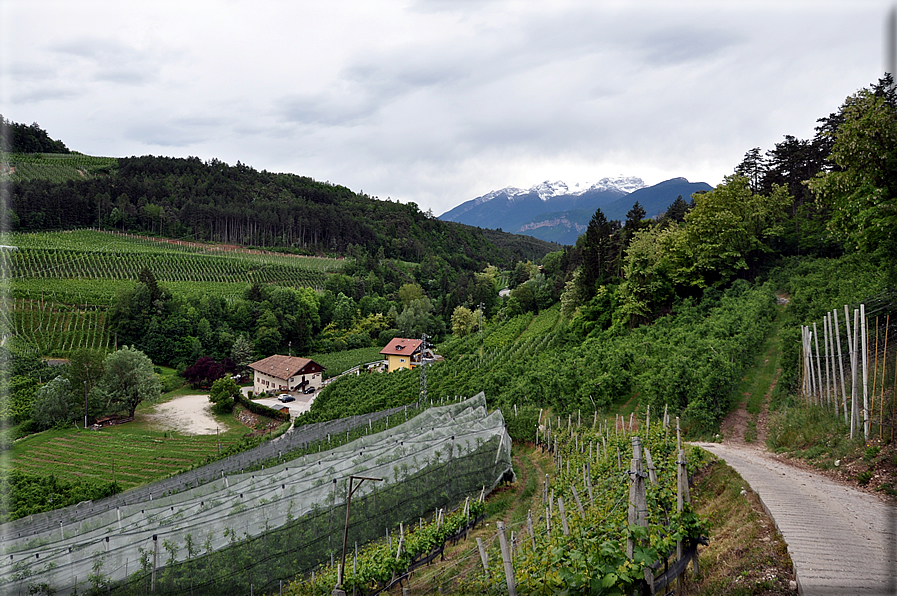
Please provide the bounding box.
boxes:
[290,377,294,382]
[400,358,405,363]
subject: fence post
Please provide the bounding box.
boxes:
[814,322,825,406]
[584,464,594,506]
[861,304,870,439]
[476,537,489,575]
[852,308,860,437]
[825,313,833,408]
[834,309,848,424]
[497,522,517,596]
[527,510,536,550]
[676,418,694,590]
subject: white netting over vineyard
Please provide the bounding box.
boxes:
[0,393,512,595]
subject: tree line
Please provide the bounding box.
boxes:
[0,116,70,154]
[3,153,557,272]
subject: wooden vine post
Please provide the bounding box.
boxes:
[496,521,517,596]
[676,416,695,591]
[626,435,652,592]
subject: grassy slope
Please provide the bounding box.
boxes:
[3,391,246,491]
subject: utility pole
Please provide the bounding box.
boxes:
[334,476,382,596]
[83,380,88,430]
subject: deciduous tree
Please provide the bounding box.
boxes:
[99,346,161,418]
[808,77,897,271]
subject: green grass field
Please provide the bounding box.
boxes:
[4,402,246,491]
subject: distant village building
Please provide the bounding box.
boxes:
[249,355,325,395]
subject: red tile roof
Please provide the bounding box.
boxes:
[248,355,324,380]
[380,338,422,356]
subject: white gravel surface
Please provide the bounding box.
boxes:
[142,394,220,435]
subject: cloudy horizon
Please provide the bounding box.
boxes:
[1,0,892,216]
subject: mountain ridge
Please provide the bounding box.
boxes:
[439,176,712,245]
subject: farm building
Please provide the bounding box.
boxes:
[249,355,325,395]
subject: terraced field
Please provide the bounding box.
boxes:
[3,229,348,356]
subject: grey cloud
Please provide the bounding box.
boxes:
[279,91,380,126]
[126,117,223,147]
[638,27,742,65]
[6,62,59,83]
[10,85,82,104]
[94,68,153,85]
[51,37,160,86]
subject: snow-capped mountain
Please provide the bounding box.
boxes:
[439,176,644,233]
[438,176,710,245]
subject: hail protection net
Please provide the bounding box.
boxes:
[0,393,512,595]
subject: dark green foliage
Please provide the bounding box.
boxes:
[0,471,118,523]
[504,405,542,442]
[659,195,690,225]
[0,116,70,153]
[577,208,618,298]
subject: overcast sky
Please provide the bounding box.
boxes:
[0,1,892,216]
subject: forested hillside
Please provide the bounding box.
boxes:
[1,153,557,270]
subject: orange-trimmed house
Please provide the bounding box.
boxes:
[249,355,325,395]
[379,338,423,372]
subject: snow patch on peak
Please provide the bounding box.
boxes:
[472,186,524,205]
[470,176,646,205]
[527,176,646,199]
[530,180,574,200]
[580,176,646,195]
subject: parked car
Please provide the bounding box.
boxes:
[277,394,295,402]
[303,386,316,394]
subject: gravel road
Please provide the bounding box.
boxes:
[694,442,897,595]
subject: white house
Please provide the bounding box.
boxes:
[248,355,325,395]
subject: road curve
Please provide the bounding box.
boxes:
[693,442,897,596]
